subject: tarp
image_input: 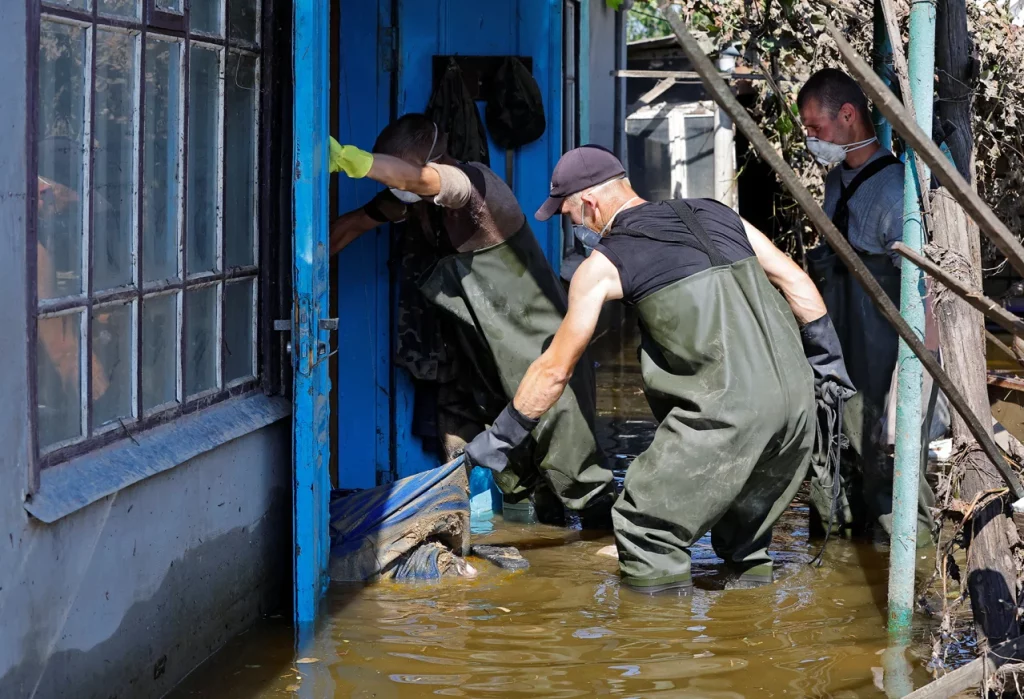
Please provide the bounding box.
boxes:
[329,458,470,582]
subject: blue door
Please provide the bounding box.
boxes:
[292,0,332,626]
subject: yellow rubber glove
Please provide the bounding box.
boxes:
[329,137,374,178]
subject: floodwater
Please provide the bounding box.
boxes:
[170,310,948,699]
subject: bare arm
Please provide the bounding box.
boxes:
[366,154,442,196]
[330,208,380,256]
[742,218,826,325]
[330,190,409,256]
[512,252,623,419]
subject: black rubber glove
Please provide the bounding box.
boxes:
[800,314,856,406]
[463,404,539,474]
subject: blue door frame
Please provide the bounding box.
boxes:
[292,0,332,626]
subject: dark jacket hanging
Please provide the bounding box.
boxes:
[427,59,490,166]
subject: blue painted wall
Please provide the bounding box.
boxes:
[336,0,564,486]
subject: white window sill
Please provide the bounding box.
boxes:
[25,392,291,523]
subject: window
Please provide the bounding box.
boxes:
[626,115,673,202]
[31,0,266,468]
[678,113,715,199]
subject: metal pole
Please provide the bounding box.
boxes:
[714,47,739,210]
[888,0,936,643]
[872,0,894,149]
[714,108,737,210]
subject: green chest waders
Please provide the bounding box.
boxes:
[610,201,816,590]
[419,223,615,515]
[806,156,933,539]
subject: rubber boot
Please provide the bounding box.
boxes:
[576,483,615,531]
[502,483,565,526]
[621,573,694,596]
[724,562,774,590]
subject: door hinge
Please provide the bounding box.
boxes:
[379,26,396,73]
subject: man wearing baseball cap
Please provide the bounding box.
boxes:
[463,145,855,593]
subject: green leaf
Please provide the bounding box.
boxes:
[606,0,625,9]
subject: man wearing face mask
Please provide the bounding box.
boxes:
[329,114,616,527]
[460,145,855,593]
[798,68,936,542]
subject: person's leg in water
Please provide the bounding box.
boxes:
[610,407,776,596]
[711,414,813,589]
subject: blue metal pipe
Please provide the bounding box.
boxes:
[872,0,894,150]
[888,0,936,643]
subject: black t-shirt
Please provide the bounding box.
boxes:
[595,199,755,304]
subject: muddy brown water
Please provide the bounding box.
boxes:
[170,311,956,699]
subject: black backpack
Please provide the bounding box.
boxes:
[426,59,490,166]
[485,56,546,149]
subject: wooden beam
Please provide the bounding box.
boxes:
[904,635,1024,698]
[654,1,1024,499]
[629,77,677,115]
[614,69,770,81]
[891,242,1024,338]
[988,374,1024,393]
[826,20,1024,282]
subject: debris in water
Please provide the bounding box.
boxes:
[285,684,300,692]
[596,545,617,558]
[392,541,477,581]
[471,544,530,570]
[296,658,319,664]
[329,460,470,582]
[497,606,511,613]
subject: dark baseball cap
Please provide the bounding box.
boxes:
[535,144,626,221]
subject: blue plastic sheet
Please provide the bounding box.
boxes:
[329,457,470,582]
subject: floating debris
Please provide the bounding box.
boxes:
[470,544,529,570]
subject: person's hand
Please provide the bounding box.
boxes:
[800,314,856,407]
[329,137,373,178]
[463,404,538,474]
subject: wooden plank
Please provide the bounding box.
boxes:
[905,636,1024,698]
[615,69,769,81]
[892,242,1024,338]
[988,374,1024,393]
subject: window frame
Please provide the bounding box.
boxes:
[668,103,716,199]
[26,0,284,489]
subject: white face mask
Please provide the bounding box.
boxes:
[806,136,877,166]
[389,122,441,204]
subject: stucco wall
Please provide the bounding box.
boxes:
[0,4,292,698]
